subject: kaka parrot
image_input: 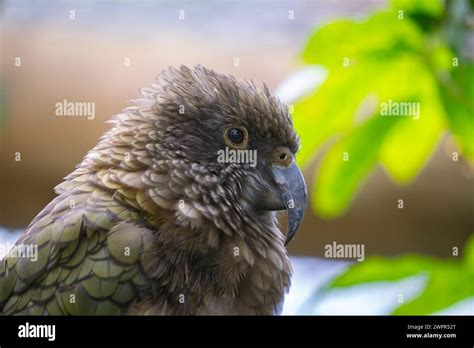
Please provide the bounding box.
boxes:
[0,66,307,315]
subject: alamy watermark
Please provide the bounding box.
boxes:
[324,241,365,262]
[380,99,420,120]
[55,99,95,120]
[217,147,257,167]
[0,242,38,262]
[18,322,55,341]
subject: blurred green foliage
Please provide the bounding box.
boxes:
[295,0,473,315]
[294,0,473,218]
[326,235,474,314]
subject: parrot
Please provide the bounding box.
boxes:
[0,65,307,315]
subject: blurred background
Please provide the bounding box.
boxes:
[0,0,473,315]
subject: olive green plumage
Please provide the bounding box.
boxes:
[0,65,305,315]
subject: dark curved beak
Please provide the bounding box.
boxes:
[259,160,308,246]
[273,162,308,245]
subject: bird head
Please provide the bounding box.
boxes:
[95,66,307,246]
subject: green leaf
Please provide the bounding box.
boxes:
[370,55,446,183]
[439,62,474,161]
[326,238,474,315]
[294,54,432,171]
[296,0,469,217]
[430,41,454,72]
[309,55,443,216]
[313,115,400,217]
[302,12,424,68]
[392,262,474,315]
[294,64,374,167]
[390,0,444,18]
[379,98,446,183]
[463,234,474,274]
[328,255,437,288]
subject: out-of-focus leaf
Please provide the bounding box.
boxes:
[369,56,446,183]
[313,116,400,217]
[294,63,376,166]
[430,41,454,72]
[392,262,474,314]
[380,112,445,184]
[378,81,446,183]
[306,54,444,214]
[390,0,444,18]
[295,54,428,169]
[392,2,442,33]
[327,238,474,315]
[464,235,474,274]
[328,255,437,288]
[440,63,474,160]
[296,0,469,217]
[302,12,424,68]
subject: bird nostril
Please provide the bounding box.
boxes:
[273,146,293,168]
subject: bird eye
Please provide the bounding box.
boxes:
[228,128,244,143]
[224,126,248,149]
